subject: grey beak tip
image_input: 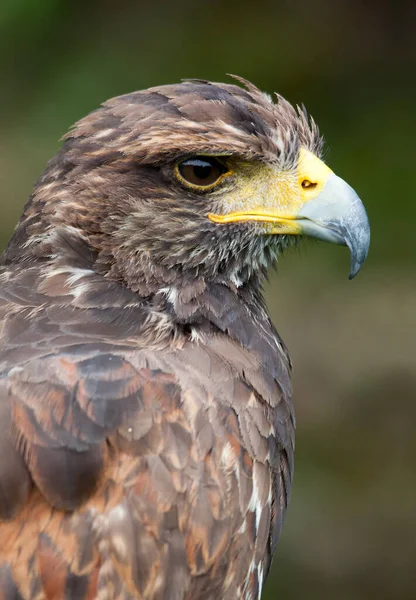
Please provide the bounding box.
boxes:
[348,267,359,280]
[345,214,371,280]
[348,247,369,279]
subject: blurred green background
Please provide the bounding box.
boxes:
[0,0,414,598]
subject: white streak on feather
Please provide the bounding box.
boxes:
[258,564,264,598]
[94,128,115,139]
[45,266,92,281]
[237,519,247,534]
[159,285,179,306]
[248,464,262,532]
[230,272,243,288]
[190,327,204,343]
[221,441,237,471]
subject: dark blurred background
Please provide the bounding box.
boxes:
[1,0,414,598]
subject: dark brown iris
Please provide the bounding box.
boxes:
[177,156,228,188]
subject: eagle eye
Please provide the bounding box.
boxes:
[176,156,230,190]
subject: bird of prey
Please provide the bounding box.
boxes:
[0,77,369,600]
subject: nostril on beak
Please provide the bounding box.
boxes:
[301,179,318,190]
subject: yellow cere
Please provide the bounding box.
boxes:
[208,147,333,235]
[297,147,333,197]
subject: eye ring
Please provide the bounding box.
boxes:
[175,156,232,191]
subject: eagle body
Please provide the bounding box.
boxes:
[0,244,292,600]
[0,79,369,599]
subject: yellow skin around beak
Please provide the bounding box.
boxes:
[208,147,333,234]
[208,147,370,278]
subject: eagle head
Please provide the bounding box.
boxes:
[9,77,369,296]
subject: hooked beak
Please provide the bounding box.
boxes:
[208,148,370,279]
